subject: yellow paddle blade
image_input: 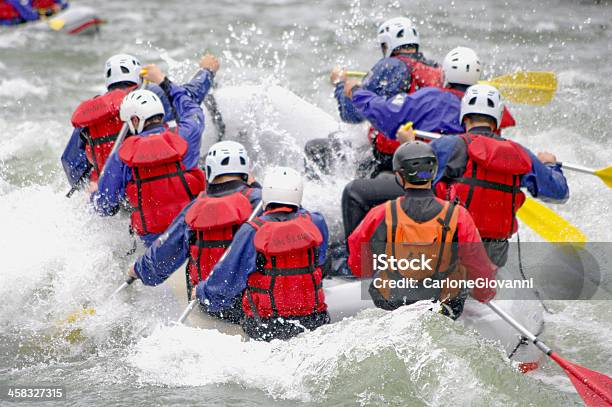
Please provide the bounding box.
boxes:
[61,307,95,325]
[48,18,65,31]
[517,198,586,246]
[594,166,612,188]
[481,71,557,106]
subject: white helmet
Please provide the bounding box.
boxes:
[377,17,419,58]
[262,167,303,208]
[104,54,142,89]
[460,84,503,128]
[205,141,250,183]
[119,89,165,134]
[443,47,482,86]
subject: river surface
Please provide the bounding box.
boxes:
[1,0,611,406]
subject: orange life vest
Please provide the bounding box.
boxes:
[71,88,131,182]
[243,211,327,319]
[119,130,205,236]
[370,198,464,304]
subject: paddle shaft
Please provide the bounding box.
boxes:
[559,162,596,176]
[203,92,226,142]
[66,167,92,198]
[487,301,552,354]
[98,81,147,181]
[176,200,264,325]
[110,276,137,298]
[415,129,601,181]
[488,301,612,405]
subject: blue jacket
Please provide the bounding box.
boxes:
[334,53,441,123]
[1,0,67,25]
[351,87,465,138]
[430,128,569,202]
[196,208,329,312]
[90,80,205,246]
[134,181,262,286]
[61,70,214,187]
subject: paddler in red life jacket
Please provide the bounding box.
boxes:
[61,53,219,190]
[90,65,206,247]
[347,142,497,318]
[338,47,519,247]
[193,167,330,341]
[430,84,569,266]
[332,17,442,171]
[127,141,262,323]
[0,0,66,25]
[305,17,442,181]
[342,47,516,168]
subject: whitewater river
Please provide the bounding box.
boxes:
[1,0,611,405]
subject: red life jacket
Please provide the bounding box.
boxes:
[119,130,205,236]
[436,133,532,239]
[439,87,517,131]
[243,211,327,319]
[32,0,58,15]
[368,55,442,156]
[71,88,131,182]
[394,54,444,94]
[0,1,19,20]
[368,126,433,156]
[185,188,255,287]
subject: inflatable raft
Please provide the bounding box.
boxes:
[166,268,545,372]
[30,6,103,35]
[197,85,545,371]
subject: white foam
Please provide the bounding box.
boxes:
[128,303,561,403]
[0,184,132,329]
[0,78,48,99]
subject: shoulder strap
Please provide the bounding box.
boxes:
[433,200,458,275]
[384,199,399,258]
[241,187,252,198]
[249,217,265,230]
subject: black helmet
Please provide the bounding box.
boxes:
[392,141,438,184]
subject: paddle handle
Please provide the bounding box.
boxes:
[175,200,264,324]
[487,301,552,355]
[346,70,367,78]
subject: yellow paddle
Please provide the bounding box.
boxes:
[403,126,587,245]
[345,70,557,106]
[516,198,586,245]
[560,163,612,189]
[480,71,557,106]
[48,17,65,31]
